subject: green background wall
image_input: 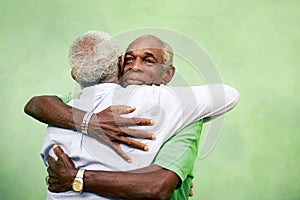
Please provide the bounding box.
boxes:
[1,0,299,199]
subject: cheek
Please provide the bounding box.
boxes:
[119,65,124,75]
[150,69,163,81]
[123,66,131,73]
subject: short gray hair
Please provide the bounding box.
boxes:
[69,31,121,88]
[133,35,173,66]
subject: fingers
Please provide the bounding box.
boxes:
[189,182,194,197]
[52,144,65,158]
[47,155,56,166]
[91,124,152,150]
[97,106,154,127]
[89,133,133,162]
[106,106,154,126]
[48,186,59,193]
[189,189,194,197]
[52,144,75,168]
[99,124,155,140]
[120,128,156,140]
[47,155,57,178]
[118,117,154,126]
[111,143,132,163]
[110,105,136,115]
[117,136,149,151]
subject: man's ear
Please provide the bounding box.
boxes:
[118,55,125,76]
[161,65,175,85]
[71,70,76,81]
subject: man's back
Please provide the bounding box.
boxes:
[41,82,239,199]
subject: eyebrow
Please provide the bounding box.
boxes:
[125,50,133,55]
[125,51,158,61]
[144,52,156,58]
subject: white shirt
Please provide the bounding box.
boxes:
[41,83,239,199]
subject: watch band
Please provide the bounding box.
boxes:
[76,168,85,179]
[81,112,93,134]
[72,168,85,193]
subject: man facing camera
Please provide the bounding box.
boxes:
[25,31,239,199]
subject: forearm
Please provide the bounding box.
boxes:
[201,84,240,119]
[48,146,177,199]
[128,164,162,173]
[24,95,84,130]
[183,84,239,122]
[84,168,178,200]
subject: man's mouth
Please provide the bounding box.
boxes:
[125,78,145,85]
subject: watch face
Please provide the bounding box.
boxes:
[72,178,83,192]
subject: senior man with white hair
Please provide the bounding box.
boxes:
[25,31,239,199]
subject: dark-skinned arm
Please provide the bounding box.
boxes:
[24,95,80,129]
[48,145,178,200]
[84,167,178,200]
[24,95,155,161]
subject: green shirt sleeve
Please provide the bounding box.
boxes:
[153,120,203,200]
[58,92,81,104]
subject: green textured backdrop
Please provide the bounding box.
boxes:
[0,0,299,199]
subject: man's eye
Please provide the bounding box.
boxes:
[125,57,134,64]
[145,59,155,64]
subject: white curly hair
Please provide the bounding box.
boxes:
[69,31,121,88]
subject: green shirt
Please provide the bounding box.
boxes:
[154,120,203,200]
[58,92,80,103]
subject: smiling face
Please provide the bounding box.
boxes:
[119,37,174,87]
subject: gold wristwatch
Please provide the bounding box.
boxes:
[72,168,85,193]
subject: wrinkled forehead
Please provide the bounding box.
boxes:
[126,38,164,53]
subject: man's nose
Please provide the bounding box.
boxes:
[129,58,144,71]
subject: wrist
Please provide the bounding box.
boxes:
[73,110,86,132]
[81,112,94,134]
[86,114,100,135]
[72,168,85,193]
